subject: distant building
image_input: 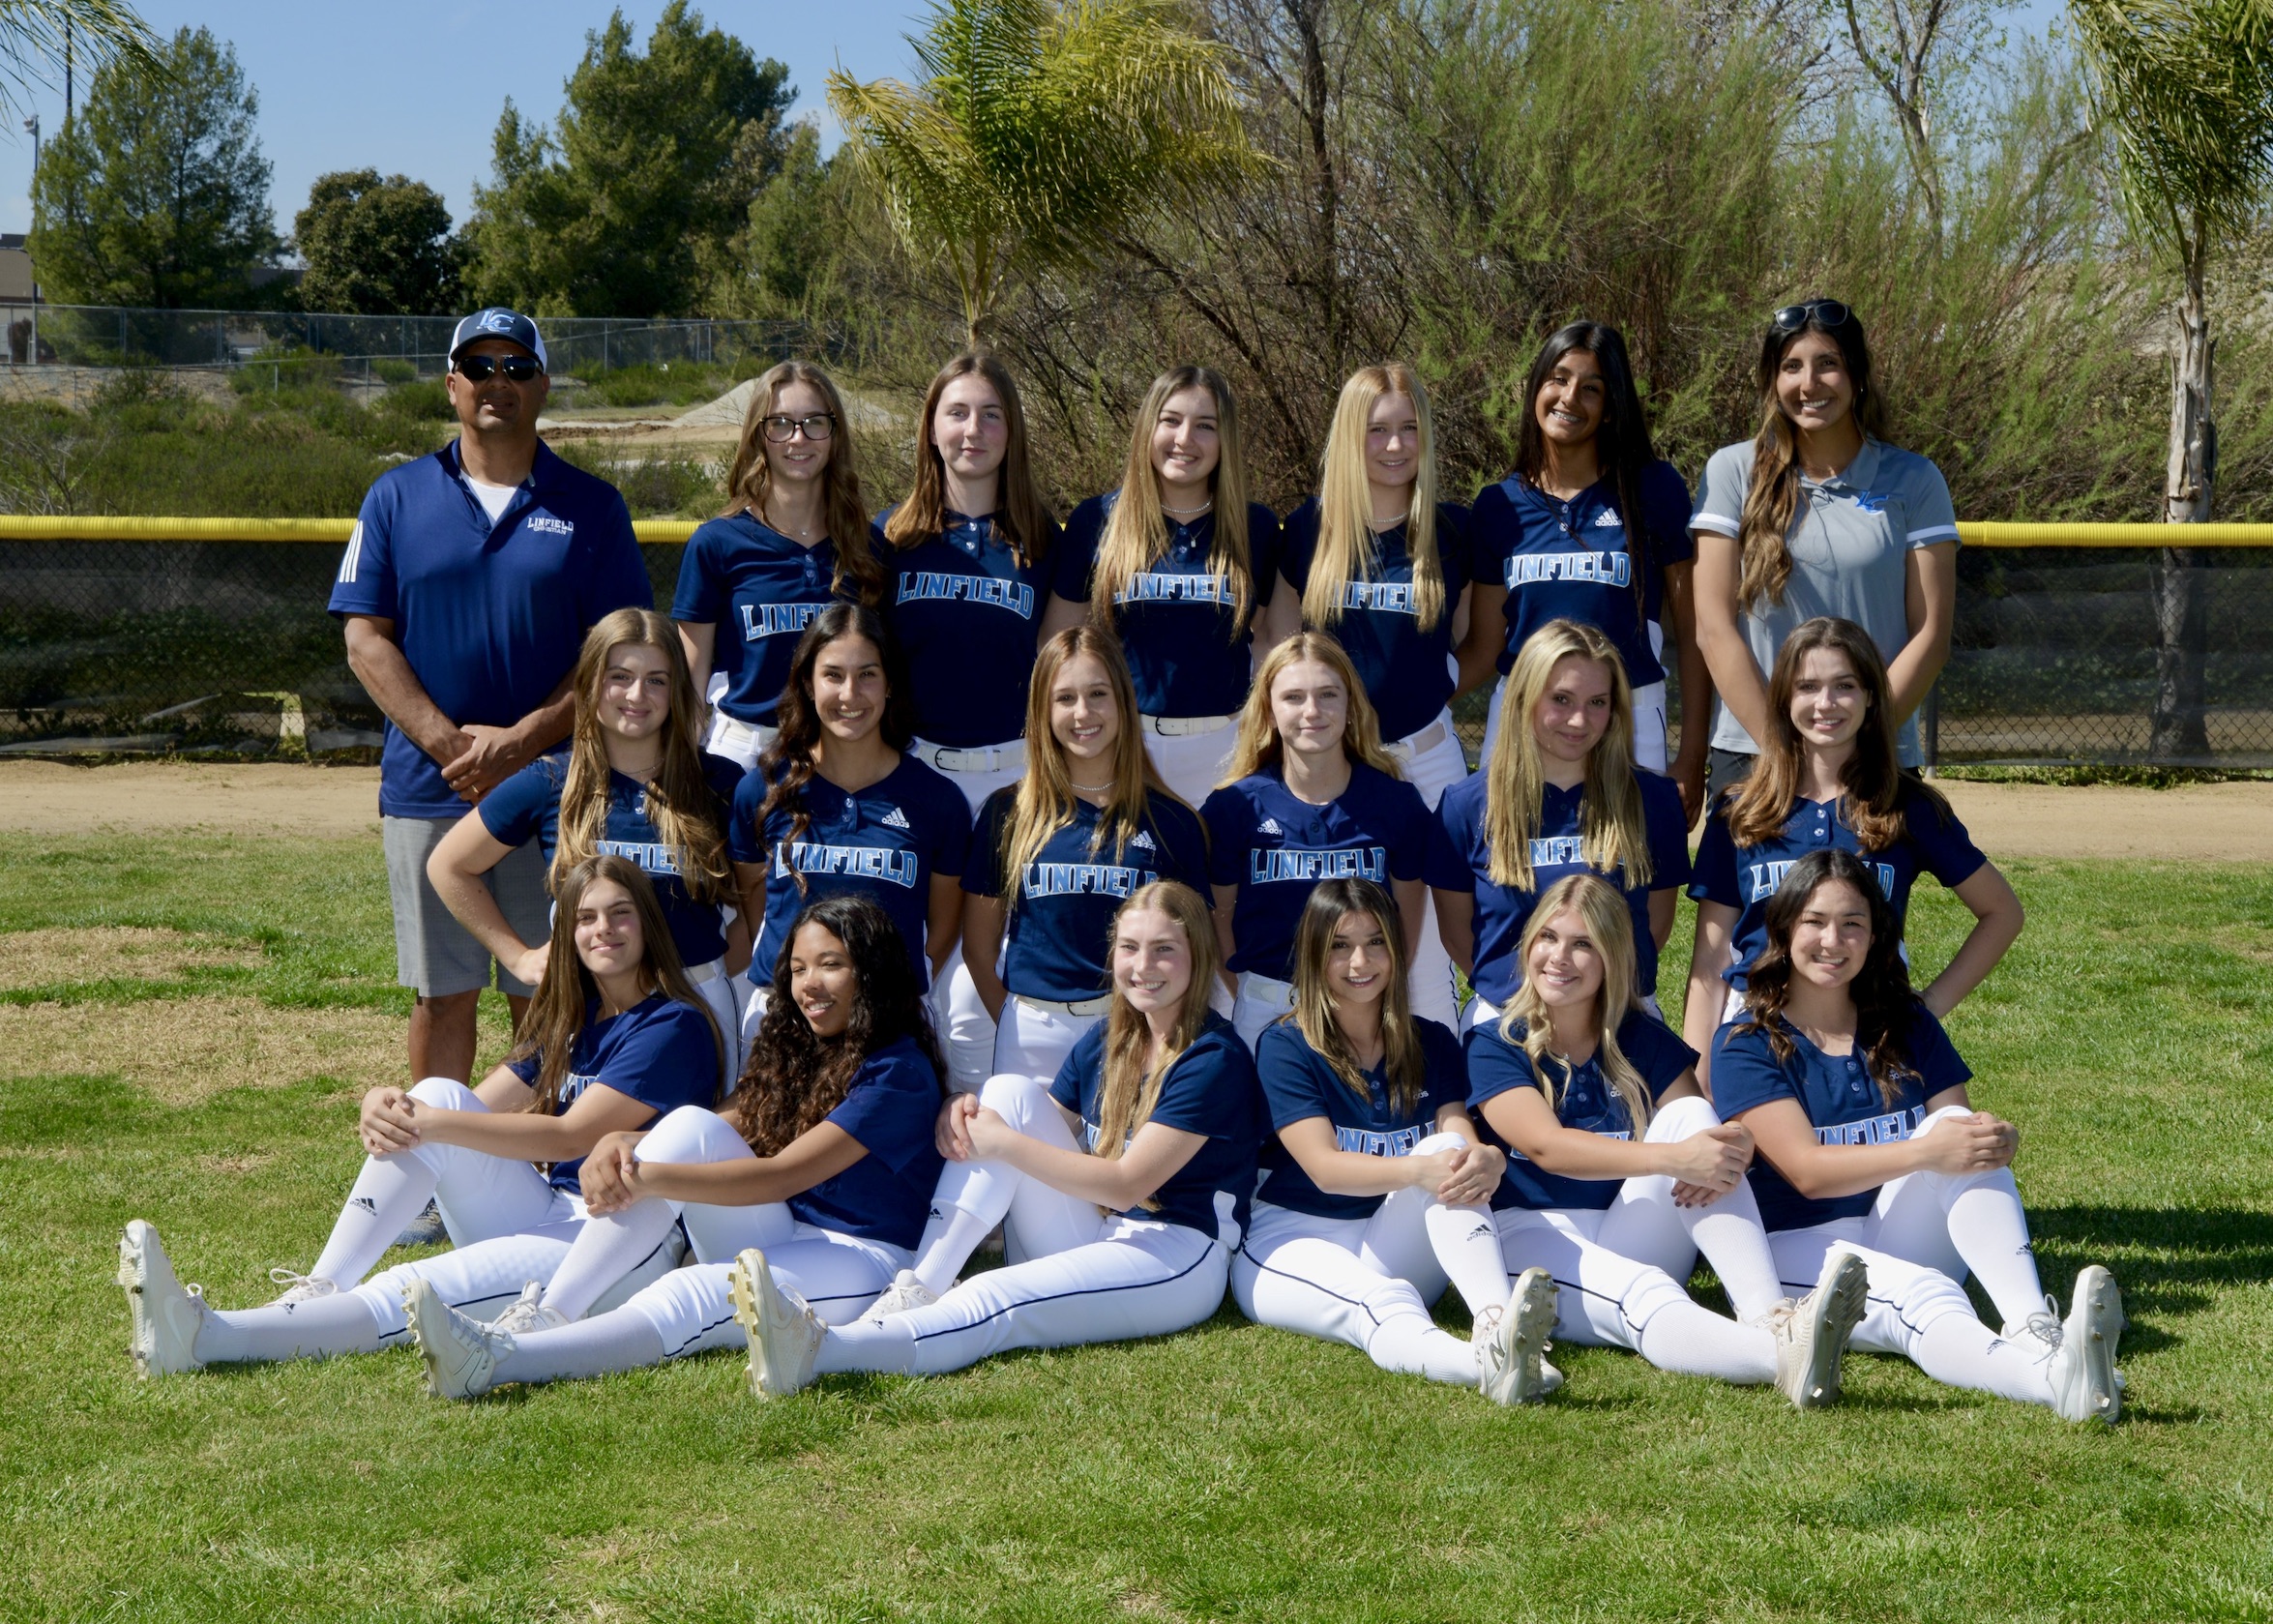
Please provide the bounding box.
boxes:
[0,233,35,304]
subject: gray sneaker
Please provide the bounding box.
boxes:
[2045,1266,2126,1423]
[403,1278,512,1400]
[487,1281,569,1336]
[395,1199,448,1249]
[118,1221,208,1377]
[857,1269,939,1325]
[1477,1267,1560,1405]
[1766,1249,1869,1409]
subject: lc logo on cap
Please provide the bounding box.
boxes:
[449,308,548,371]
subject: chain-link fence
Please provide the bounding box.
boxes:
[0,526,2266,767]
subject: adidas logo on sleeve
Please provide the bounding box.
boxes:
[880,806,912,831]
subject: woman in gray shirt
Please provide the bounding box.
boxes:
[1690,301,1959,795]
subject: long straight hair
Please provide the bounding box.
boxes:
[1221,631,1401,786]
[720,359,885,605]
[1725,615,1952,851]
[1737,304,1888,609]
[1498,873,1649,1131]
[1093,880,1220,1203]
[730,895,946,1154]
[998,626,1182,914]
[1731,849,1919,1106]
[1287,876,1426,1115]
[1483,620,1651,891]
[508,854,723,1114]
[1515,323,1657,624]
[1090,367,1256,635]
[882,351,1052,568]
[1309,363,1445,633]
[555,608,730,904]
[751,604,917,879]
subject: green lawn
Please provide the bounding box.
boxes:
[2,834,2269,1621]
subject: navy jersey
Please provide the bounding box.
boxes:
[1276,500,1472,741]
[879,509,1057,748]
[1050,494,1283,718]
[1049,1013,1262,1240]
[1425,769,1691,1005]
[1465,1010,1697,1211]
[1712,1003,1972,1231]
[671,515,851,724]
[1253,1016,1466,1222]
[1202,764,1431,983]
[505,993,718,1195]
[1688,781,1988,989]
[964,788,1212,1002]
[788,1034,947,1249]
[1469,460,1695,688]
[479,751,745,969]
[329,440,650,819]
[727,755,971,988]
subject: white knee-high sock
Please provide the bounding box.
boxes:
[309,1152,439,1287]
[1912,1315,2055,1405]
[1633,1301,1777,1385]
[814,1316,917,1375]
[910,1206,998,1297]
[1424,1201,1511,1318]
[1944,1173,2048,1332]
[490,1309,669,1386]
[195,1293,391,1364]
[1365,1313,1480,1387]
[1682,1182,1787,1324]
[539,1202,680,1322]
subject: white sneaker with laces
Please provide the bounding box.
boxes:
[402,1278,513,1400]
[118,1221,208,1377]
[858,1269,939,1325]
[487,1281,569,1336]
[1765,1249,1869,1409]
[2044,1266,2125,1423]
[265,1267,338,1307]
[1477,1267,1560,1405]
[729,1248,823,1399]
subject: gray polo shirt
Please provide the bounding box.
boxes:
[1691,436,1958,764]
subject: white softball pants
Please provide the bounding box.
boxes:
[922,743,1027,1093]
[1387,708,1469,1031]
[1140,719,1238,810]
[990,994,1105,1080]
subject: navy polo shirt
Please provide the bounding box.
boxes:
[879,508,1057,749]
[1050,1013,1262,1240]
[1202,763,1432,982]
[479,751,746,969]
[1465,1010,1697,1211]
[506,993,719,1195]
[1688,781,1988,989]
[1469,460,1694,687]
[1051,494,1283,718]
[1254,1016,1465,1221]
[1713,1003,1972,1231]
[728,755,971,988]
[671,515,850,725]
[329,440,650,819]
[1276,500,1472,741]
[789,1034,947,1249]
[964,789,1212,1002]
[1425,769,1691,1005]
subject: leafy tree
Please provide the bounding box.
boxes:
[0,0,161,121]
[25,25,280,309]
[292,170,462,315]
[465,1,793,317]
[827,0,1262,348]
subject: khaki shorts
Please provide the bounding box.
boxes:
[382,814,550,998]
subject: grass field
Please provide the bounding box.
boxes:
[2,832,2269,1621]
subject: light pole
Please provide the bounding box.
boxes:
[21,114,40,361]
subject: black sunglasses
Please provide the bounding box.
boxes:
[455,353,544,382]
[1771,300,1854,334]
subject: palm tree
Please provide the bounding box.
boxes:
[0,2,162,119]
[827,0,1260,349]
[2071,0,2273,759]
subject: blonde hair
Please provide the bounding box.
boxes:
[1308,364,1446,633]
[1484,620,1652,891]
[557,609,731,903]
[1089,367,1255,634]
[1093,880,1220,1206]
[1497,873,1650,1132]
[1220,631,1401,786]
[1287,877,1426,1116]
[720,360,884,605]
[997,626,1183,913]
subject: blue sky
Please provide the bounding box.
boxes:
[2,0,2070,242]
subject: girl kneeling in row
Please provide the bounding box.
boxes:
[120,857,719,1377]
[407,895,946,1397]
[1234,877,1561,1404]
[732,879,1260,1394]
[1713,849,2125,1421]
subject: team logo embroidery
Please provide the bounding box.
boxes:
[880,806,911,831]
[1250,845,1387,884]
[739,603,822,642]
[1852,490,1889,513]
[1504,551,1633,588]
[479,310,517,334]
[1744,857,1898,902]
[778,842,920,888]
[558,1071,599,1106]
[1339,580,1417,614]
[525,516,573,537]
[1815,1103,1928,1146]
[597,839,683,876]
[1129,829,1156,851]
[1257,817,1284,836]
[1334,1123,1430,1157]
[1025,860,1151,899]
[895,571,1035,617]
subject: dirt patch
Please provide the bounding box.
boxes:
[0,927,260,990]
[1934,780,2273,862]
[0,761,381,837]
[0,995,400,1103]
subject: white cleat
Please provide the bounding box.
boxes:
[728,1248,823,1399]
[1767,1250,1869,1409]
[265,1267,338,1307]
[487,1280,568,1336]
[857,1269,939,1325]
[1478,1267,1560,1405]
[118,1221,208,1378]
[403,1278,512,1400]
[2045,1266,2126,1424]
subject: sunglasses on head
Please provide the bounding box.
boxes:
[1771,300,1853,334]
[455,353,544,383]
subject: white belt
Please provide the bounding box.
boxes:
[1384,719,1448,761]
[1140,713,1234,738]
[711,714,779,753]
[911,736,1026,775]
[1237,971,1295,1010]
[1015,991,1113,1019]
[686,957,728,987]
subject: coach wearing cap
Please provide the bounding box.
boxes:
[330,308,652,1082]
